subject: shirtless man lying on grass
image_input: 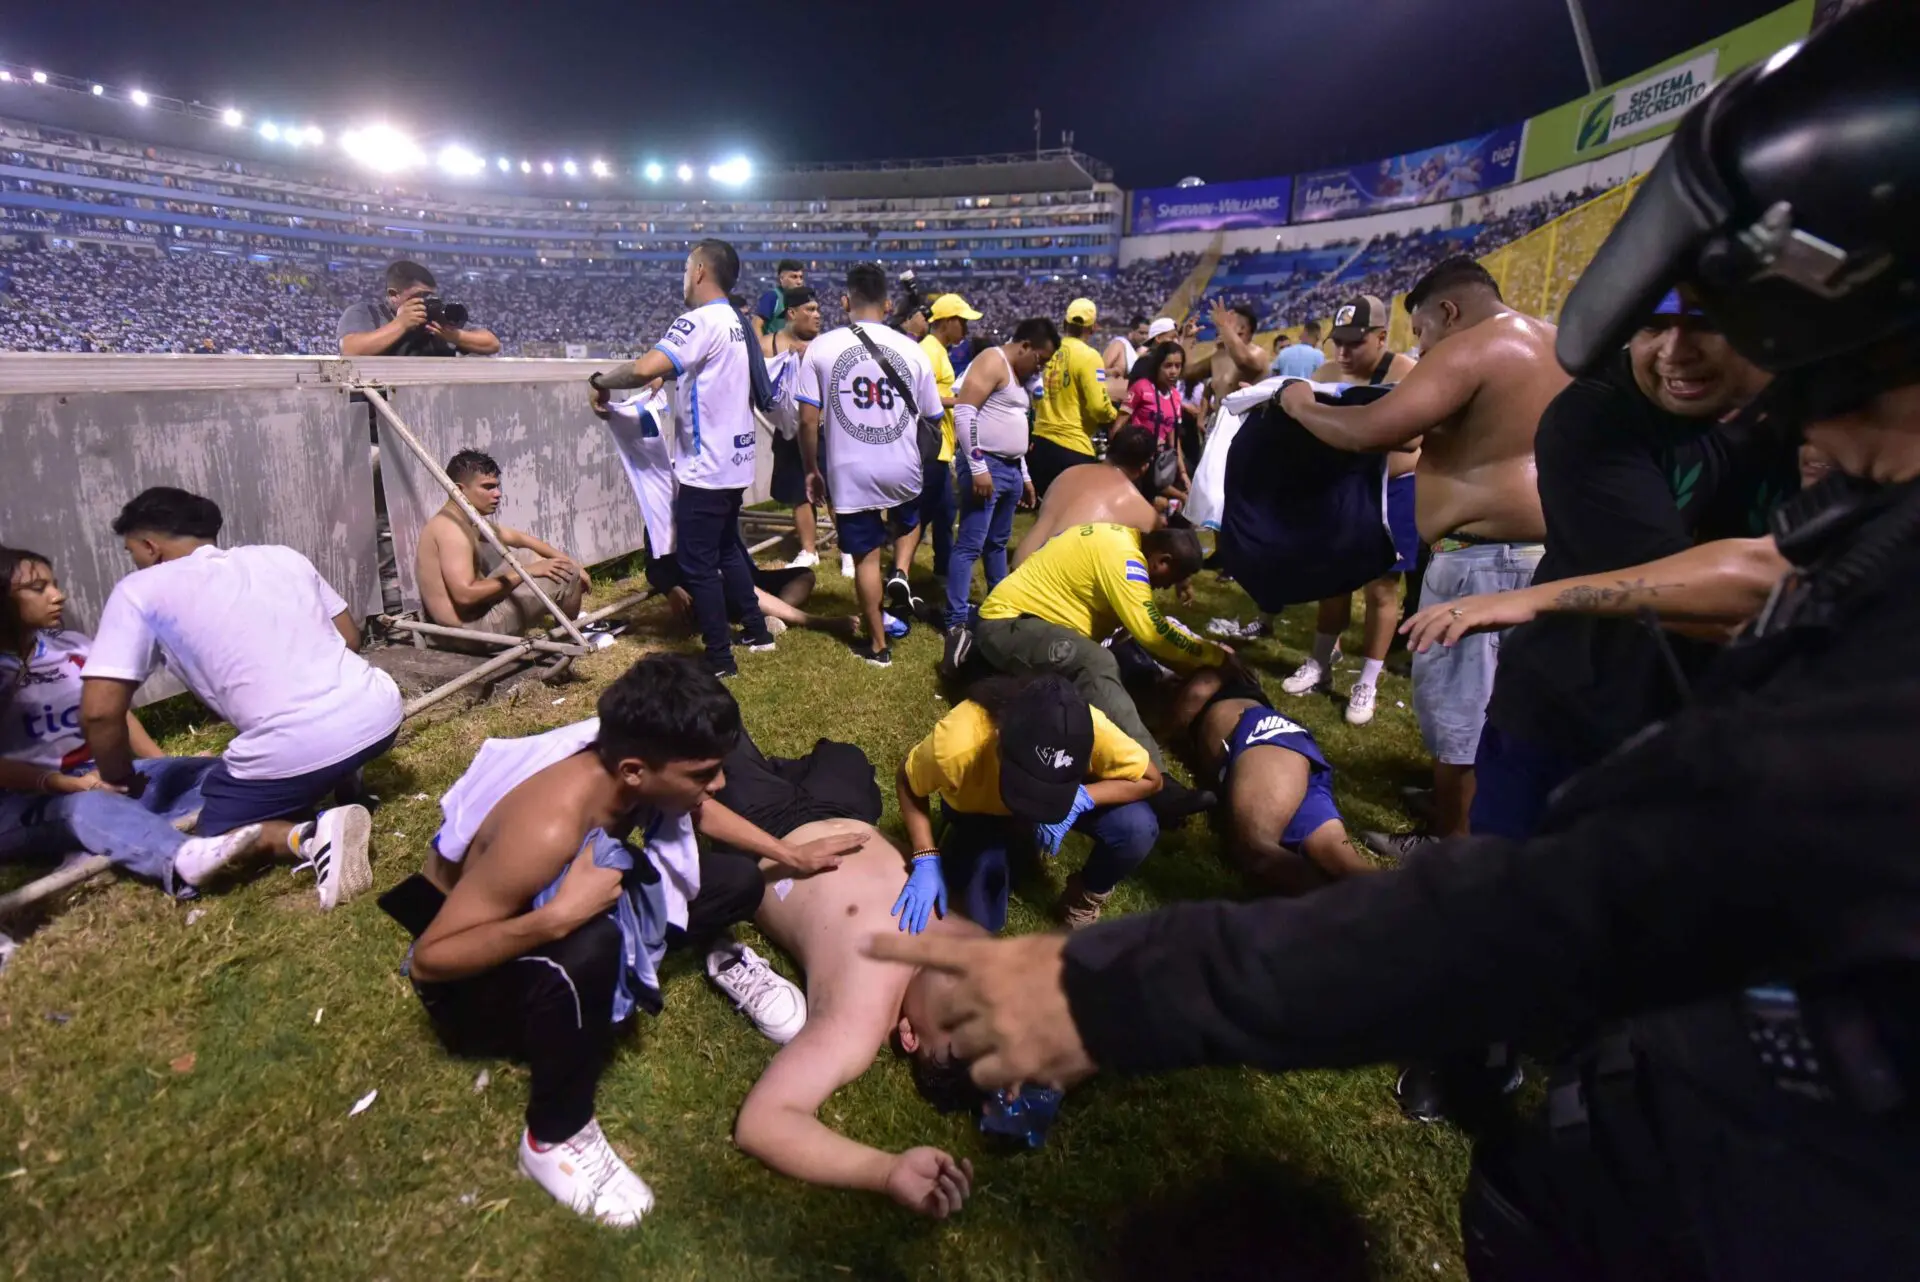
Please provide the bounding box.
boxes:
[732,818,981,1219]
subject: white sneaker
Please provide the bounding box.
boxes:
[1345,681,1378,726]
[787,549,820,569]
[172,823,262,887]
[706,941,807,1044]
[518,1120,654,1228]
[839,552,855,578]
[295,804,372,911]
[1281,658,1332,696]
[1206,617,1244,640]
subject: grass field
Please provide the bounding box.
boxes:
[0,530,1469,1282]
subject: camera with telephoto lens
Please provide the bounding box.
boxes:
[889,270,933,329]
[421,295,469,330]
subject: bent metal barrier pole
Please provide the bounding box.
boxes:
[0,855,113,919]
[382,616,584,657]
[358,385,592,651]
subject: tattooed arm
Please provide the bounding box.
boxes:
[1402,538,1790,652]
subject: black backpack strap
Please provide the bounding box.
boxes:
[1370,350,1397,385]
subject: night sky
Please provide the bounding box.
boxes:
[4,0,1787,187]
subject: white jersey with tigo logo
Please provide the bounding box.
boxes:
[602,389,677,557]
[797,321,942,513]
[84,544,403,781]
[653,297,756,492]
[0,628,93,776]
[434,716,703,929]
[766,348,804,441]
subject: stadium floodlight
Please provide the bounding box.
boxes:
[222,107,243,127]
[541,160,555,175]
[562,159,578,177]
[643,161,664,183]
[259,121,280,141]
[0,72,11,83]
[496,156,511,172]
[437,144,486,177]
[707,156,752,186]
[591,158,610,178]
[129,89,150,107]
[91,84,105,96]
[519,159,532,174]
[31,71,48,84]
[341,123,425,173]
[305,125,324,146]
[676,162,693,183]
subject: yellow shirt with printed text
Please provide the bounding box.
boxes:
[979,523,1227,671]
[1032,334,1117,456]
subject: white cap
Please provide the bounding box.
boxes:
[1146,317,1177,340]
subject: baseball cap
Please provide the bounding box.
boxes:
[1066,298,1098,326]
[928,294,983,323]
[1330,295,1388,344]
[1650,288,1710,320]
[1146,317,1177,341]
[994,679,1095,823]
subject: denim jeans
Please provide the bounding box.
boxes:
[939,798,1159,932]
[0,756,216,896]
[946,454,1024,629]
[919,457,956,579]
[673,483,768,669]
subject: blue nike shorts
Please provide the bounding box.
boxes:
[1220,705,1341,849]
[836,504,920,558]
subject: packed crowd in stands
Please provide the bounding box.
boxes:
[0,181,1605,359]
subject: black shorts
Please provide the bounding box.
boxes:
[770,434,810,507]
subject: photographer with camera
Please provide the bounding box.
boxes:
[338,260,501,357]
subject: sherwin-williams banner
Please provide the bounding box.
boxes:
[1519,0,1812,178]
[1291,125,1524,222]
[1130,176,1293,235]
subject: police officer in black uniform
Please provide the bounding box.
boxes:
[870,8,1920,1278]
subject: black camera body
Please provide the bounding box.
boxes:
[889,270,932,329]
[421,295,470,330]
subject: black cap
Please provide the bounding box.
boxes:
[1329,294,1388,344]
[995,679,1095,823]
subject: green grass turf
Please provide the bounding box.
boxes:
[0,527,1468,1281]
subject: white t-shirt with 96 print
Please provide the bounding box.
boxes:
[796,321,943,514]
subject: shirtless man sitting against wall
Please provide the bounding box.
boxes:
[416,449,585,644]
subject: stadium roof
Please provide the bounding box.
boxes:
[0,78,1112,204]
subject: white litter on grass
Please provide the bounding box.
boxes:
[184,908,205,927]
[313,1007,324,1025]
[551,697,566,706]
[0,931,15,973]
[349,1090,378,1117]
[1396,701,1406,709]
[411,792,430,801]
[459,1191,477,1206]
[473,1069,490,1094]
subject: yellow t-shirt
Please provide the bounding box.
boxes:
[1032,334,1117,456]
[919,332,956,463]
[979,522,1227,671]
[903,700,1148,816]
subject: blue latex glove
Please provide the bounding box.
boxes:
[891,854,947,934]
[1034,786,1096,858]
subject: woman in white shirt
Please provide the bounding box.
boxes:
[0,548,309,900]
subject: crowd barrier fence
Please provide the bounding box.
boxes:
[0,354,774,702]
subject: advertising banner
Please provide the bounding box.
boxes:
[1291,125,1523,223]
[1130,175,1293,235]
[1519,1,1812,178]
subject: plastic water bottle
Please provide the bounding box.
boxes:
[978,1086,1064,1149]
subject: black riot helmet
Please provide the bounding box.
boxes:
[1558,1,1920,420]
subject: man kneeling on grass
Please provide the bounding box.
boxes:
[379,654,862,1228]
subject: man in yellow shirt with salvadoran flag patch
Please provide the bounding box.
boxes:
[1028,297,1118,496]
[965,523,1226,818]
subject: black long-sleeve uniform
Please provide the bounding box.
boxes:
[1063,476,1920,1279]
